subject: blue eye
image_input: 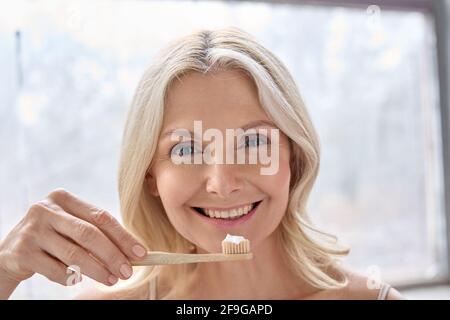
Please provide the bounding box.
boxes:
[242,134,269,148]
[171,142,201,157]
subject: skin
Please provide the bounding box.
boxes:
[0,189,147,299]
[0,69,404,300]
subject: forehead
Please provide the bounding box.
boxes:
[163,69,268,127]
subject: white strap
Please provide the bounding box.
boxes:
[377,283,391,300]
[148,276,157,300]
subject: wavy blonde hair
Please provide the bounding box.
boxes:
[112,27,349,299]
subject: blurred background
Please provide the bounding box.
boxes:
[0,0,449,299]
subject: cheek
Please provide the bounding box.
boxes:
[156,167,198,210]
[262,144,291,206]
[257,144,291,228]
[153,167,202,236]
[238,148,291,250]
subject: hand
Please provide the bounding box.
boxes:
[0,189,146,297]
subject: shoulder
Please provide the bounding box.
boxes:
[73,287,120,300]
[339,268,405,300]
[73,283,150,300]
[310,267,405,300]
[385,287,404,300]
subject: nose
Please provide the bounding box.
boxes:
[205,164,243,198]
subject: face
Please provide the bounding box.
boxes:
[146,69,292,253]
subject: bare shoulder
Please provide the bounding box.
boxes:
[385,287,405,300]
[73,284,148,300]
[337,268,405,300]
[73,286,120,300]
[307,266,405,300]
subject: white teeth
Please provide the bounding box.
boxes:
[202,203,256,219]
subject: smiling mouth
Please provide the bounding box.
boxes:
[192,200,263,220]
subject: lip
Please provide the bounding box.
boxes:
[189,200,263,229]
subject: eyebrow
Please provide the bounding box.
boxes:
[160,119,278,141]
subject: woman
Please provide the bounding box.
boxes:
[0,27,403,300]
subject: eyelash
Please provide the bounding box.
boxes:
[169,133,270,157]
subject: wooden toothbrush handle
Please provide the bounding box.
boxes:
[130,251,253,266]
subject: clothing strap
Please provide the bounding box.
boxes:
[377,283,391,300]
[148,276,157,300]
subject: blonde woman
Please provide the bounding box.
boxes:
[0,27,403,300]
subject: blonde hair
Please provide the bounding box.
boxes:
[113,27,349,299]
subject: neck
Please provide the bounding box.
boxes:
[170,230,320,299]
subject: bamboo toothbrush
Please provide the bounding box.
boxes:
[130,234,252,266]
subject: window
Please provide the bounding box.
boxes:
[0,0,446,298]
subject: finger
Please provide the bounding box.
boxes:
[38,230,118,286]
[49,189,146,260]
[31,250,77,286]
[49,211,133,280]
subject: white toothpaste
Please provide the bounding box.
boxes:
[223,234,246,244]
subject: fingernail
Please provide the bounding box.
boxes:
[120,264,132,279]
[108,275,118,285]
[132,245,146,258]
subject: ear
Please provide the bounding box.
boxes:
[145,172,159,197]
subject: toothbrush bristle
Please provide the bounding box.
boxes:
[221,237,251,254]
